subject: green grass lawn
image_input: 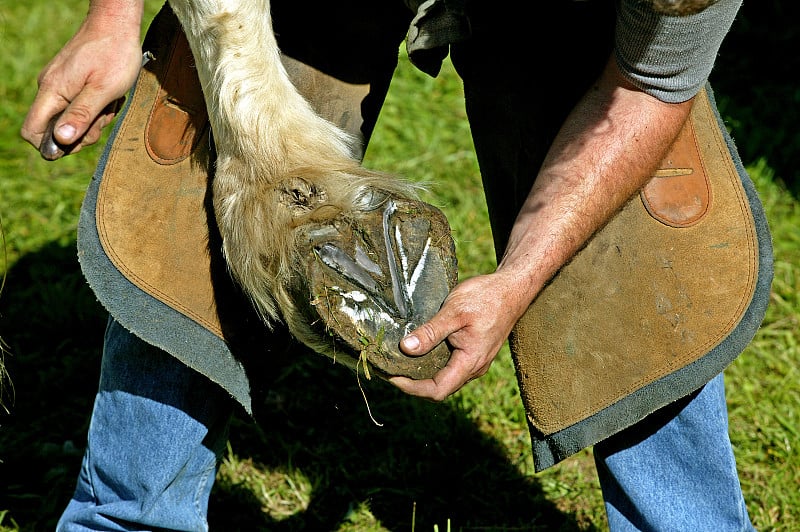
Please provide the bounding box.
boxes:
[1,2,798,530]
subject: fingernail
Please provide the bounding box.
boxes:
[56,123,76,142]
[401,335,420,351]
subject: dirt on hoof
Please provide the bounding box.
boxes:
[299,196,458,380]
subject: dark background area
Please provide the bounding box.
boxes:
[710,1,799,197]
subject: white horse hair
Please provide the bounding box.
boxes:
[166,0,420,341]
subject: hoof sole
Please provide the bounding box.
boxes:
[299,196,457,379]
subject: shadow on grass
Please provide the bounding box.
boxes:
[0,241,596,532]
[0,242,106,526]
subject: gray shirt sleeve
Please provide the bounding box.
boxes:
[615,0,743,103]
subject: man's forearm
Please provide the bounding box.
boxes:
[496,56,694,320]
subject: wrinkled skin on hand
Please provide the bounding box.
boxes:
[20,6,142,158]
[391,270,525,400]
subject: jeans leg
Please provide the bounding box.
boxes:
[57,317,234,532]
[593,374,755,532]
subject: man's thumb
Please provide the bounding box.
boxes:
[400,321,448,356]
[54,95,102,145]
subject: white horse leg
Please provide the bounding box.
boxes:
[166,0,455,378]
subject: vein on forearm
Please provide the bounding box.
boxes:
[497,57,693,318]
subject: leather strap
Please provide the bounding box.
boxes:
[145,30,209,165]
[641,117,710,227]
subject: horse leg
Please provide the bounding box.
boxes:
[166,0,456,378]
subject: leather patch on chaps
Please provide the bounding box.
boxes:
[510,88,773,471]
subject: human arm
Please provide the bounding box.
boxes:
[391,57,694,400]
[391,0,744,401]
[20,0,145,158]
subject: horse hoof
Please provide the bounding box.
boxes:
[296,193,458,379]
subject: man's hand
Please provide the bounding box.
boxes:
[391,271,529,400]
[20,3,143,159]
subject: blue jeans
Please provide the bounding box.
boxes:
[57,317,755,531]
[594,374,755,531]
[57,318,234,532]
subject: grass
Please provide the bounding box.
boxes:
[1,1,798,530]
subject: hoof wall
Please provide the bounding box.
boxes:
[299,196,457,379]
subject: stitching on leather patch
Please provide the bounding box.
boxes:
[640,117,712,228]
